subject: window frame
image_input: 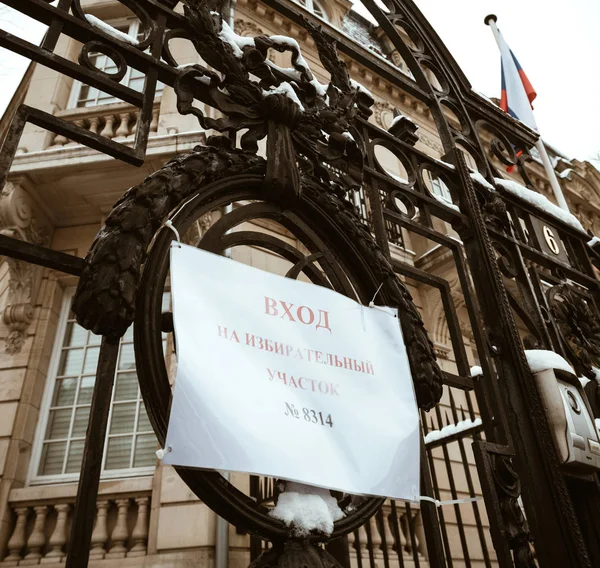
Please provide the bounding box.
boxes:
[294,0,327,20]
[28,288,156,486]
[67,18,162,109]
[425,170,453,204]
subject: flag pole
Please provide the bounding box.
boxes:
[533,139,570,212]
[484,14,570,212]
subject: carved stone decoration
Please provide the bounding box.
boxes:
[547,284,600,378]
[492,454,537,568]
[233,20,276,63]
[3,259,36,354]
[573,204,595,233]
[0,179,51,354]
[0,180,49,244]
[234,20,264,38]
[373,101,394,129]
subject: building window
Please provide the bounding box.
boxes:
[69,19,163,108]
[424,170,453,204]
[295,0,327,20]
[31,289,169,483]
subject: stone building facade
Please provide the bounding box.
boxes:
[0,1,598,567]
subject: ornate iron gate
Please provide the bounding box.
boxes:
[1,1,599,567]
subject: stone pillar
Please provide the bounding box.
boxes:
[129,497,150,556]
[44,503,70,562]
[90,500,110,559]
[0,177,51,354]
[0,176,54,553]
[107,499,131,558]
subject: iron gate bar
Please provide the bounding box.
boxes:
[325,537,351,568]
[385,207,506,439]
[0,233,84,275]
[351,529,363,568]
[382,209,466,249]
[371,0,539,146]
[448,390,492,567]
[359,0,457,151]
[566,476,600,565]
[19,104,141,162]
[65,338,120,568]
[424,423,484,451]
[453,151,590,566]
[497,187,591,239]
[472,441,518,568]
[489,227,599,287]
[367,168,469,226]
[433,403,473,567]
[421,424,454,568]
[0,0,174,170]
[498,225,553,347]
[40,0,74,52]
[390,259,472,377]
[440,372,473,391]
[0,31,145,106]
[357,116,457,168]
[504,288,546,343]
[418,439,447,568]
[375,508,391,568]
[2,0,186,43]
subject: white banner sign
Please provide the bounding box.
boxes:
[163,244,420,500]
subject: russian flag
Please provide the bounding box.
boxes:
[497,29,537,132]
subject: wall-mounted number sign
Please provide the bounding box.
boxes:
[543,225,561,255]
[529,216,569,263]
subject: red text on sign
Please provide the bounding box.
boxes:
[265,297,332,333]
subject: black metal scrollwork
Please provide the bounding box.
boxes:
[548,284,600,378]
[493,454,537,568]
[79,41,128,82]
[169,1,374,202]
[493,240,519,278]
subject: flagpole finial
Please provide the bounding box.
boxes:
[484,14,497,25]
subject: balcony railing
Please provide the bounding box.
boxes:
[351,503,428,567]
[1,480,151,564]
[48,102,160,149]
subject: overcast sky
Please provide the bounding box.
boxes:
[355,0,600,162]
[0,1,598,162]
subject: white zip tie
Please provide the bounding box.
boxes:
[368,282,384,307]
[156,446,172,460]
[419,495,482,507]
[163,219,181,247]
[366,282,398,318]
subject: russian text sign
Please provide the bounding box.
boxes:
[163,244,420,500]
